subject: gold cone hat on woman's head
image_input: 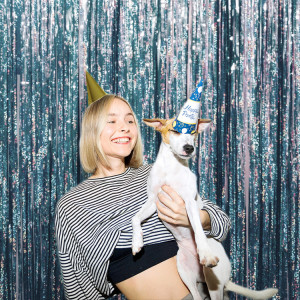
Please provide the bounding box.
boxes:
[86,71,107,105]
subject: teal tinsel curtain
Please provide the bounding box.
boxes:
[0,0,299,299]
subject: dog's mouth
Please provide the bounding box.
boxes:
[178,152,193,159]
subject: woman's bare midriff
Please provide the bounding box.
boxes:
[116,256,189,300]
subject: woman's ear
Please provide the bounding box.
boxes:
[197,119,211,133]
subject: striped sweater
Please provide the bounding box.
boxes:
[55,164,231,299]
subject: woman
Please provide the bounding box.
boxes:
[55,95,231,300]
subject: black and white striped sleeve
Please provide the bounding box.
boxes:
[202,199,231,242]
[55,205,106,300]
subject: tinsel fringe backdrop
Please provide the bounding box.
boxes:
[0,0,299,299]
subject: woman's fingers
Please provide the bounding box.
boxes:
[156,185,190,226]
[161,185,184,205]
[156,201,178,225]
[156,199,178,222]
[157,191,183,214]
[156,185,212,229]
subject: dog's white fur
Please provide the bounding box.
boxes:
[132,118,278,300]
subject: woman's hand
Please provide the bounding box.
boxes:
[156,185,211,230]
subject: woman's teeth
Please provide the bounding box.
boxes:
[112,138,130,144]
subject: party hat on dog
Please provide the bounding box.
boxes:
[172,80,204,134]
[86,71,107,105]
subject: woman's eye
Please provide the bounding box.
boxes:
[126,118,135,124]
[107,120,115,124]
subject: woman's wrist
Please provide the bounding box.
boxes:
[199,209,211,231]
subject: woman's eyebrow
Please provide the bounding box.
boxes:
[107,113,134,117]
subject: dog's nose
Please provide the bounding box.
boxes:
[183,144,194,155]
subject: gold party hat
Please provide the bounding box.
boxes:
[86,71,107,105]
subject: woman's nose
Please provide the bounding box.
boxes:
[120,122,129,132]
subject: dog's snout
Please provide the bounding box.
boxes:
[183,144,194,155]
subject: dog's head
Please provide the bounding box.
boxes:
[143,118,211,160]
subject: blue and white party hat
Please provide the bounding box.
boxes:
[172,80,203,134]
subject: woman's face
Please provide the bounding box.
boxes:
[100,98,138,164]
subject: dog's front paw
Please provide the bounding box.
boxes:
[132,230,144,255]
[198,248,219,268]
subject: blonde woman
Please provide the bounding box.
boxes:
[55,95,231,300]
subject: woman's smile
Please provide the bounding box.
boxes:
[111,137,132,144]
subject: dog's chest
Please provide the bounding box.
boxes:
[150,161,197,192]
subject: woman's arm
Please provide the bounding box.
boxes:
[55,205,107,300]
[156,185,231,242]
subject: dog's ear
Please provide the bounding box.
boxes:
[143,118,167,131]
[197,119,211,133]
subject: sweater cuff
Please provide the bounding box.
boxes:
[202,204,219,238]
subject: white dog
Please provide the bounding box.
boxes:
[132,117,278,300]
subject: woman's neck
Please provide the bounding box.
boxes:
[91,160,127,179]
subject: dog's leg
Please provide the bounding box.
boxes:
[202,267,223,300]
[203,239,232,300]
[184,192,219,267]
[223,291,229,300]
[131,197,156,255]
[177,247,203,300]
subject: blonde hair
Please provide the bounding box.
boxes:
[80,95,143,174]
